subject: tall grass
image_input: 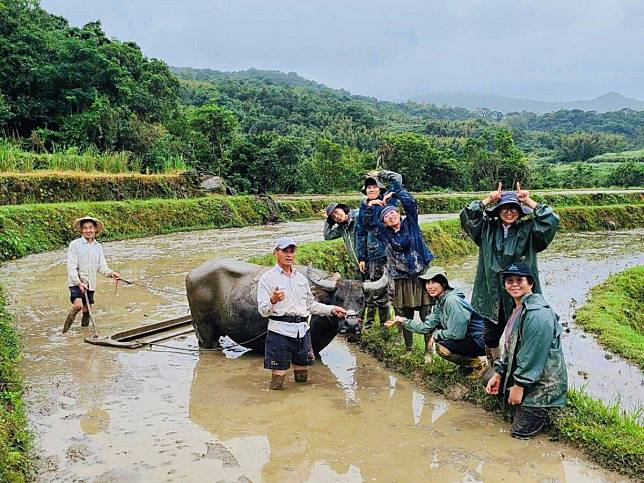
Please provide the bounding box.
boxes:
[0,139,186,174]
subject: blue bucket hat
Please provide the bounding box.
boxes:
[486,192,533,218]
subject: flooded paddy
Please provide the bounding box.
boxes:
[1,217,640,482]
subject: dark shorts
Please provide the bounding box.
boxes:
[69,286,95,305]
[264,330,315,370]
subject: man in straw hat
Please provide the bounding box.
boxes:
[63,216,120,333]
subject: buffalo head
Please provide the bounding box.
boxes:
[306,266,389,334]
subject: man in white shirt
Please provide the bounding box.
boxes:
[257,236,347,390]
[63,216,120,333]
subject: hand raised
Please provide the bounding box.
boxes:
[515,181,529,203]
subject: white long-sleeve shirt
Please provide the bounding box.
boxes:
[257,265,335,338]
[66,237,114,290]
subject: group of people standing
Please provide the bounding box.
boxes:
[63,169,569,440]
[324,171,568,439]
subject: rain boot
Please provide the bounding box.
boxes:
[269,374,285,390]
[377,306,391,327]
[402,327,414,352]
[436,344,484,378]
[363,306,375,330]
[294,369,308,383]
[481,347,500,385]
[81,311,91,327]
[62,307,81,333]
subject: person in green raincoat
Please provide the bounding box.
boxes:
[485,262,567,439]
[460,182,559,366]
[385,266,487,378]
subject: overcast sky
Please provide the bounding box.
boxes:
[41,0,644,102]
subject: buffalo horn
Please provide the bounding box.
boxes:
[306,265,338,291]
[363,271,389,292]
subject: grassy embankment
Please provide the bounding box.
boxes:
[249,210,644,478]
[1,193,642,262]
[0,287,31,482]
[0,172,207,205]
[574,266,644,369]
[2,171,643,206]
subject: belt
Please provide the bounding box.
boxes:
[270,315,308,323]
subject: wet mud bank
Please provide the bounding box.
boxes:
[1,191,642,262]
[1,218,641,481]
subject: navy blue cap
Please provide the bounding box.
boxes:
[502,261,534,278]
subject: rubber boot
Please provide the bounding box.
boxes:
[436,344,486,379]
[269,374,285,390]
[363,307,375,330]
[62,307,81,333]
[294,369,308,383]
[486,347,500,368]
[377,306,391,327]
[402,327,414,352]
[480,347,500,386]
[81,311,91,327]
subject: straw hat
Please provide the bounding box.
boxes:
[73,216,104,234]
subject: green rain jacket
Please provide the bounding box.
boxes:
[460,201,559,322]
[494,293,567,408]
[324,208,360,269]
[402,289,484,345]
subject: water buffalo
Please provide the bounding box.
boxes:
[185,258,388,354]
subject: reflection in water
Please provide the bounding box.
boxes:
[388,375,397,398]
[319,339,358,404]
[412,390,426,426]
[0,220,637,481]
[431,400,450,424]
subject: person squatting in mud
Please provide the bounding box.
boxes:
[355,171,398,328]
[460,182,560,370]
[369,171,435,354]
[323,202,360,278]
[385,266,487,378]
[257,237,347,390]
[485,262,567,438]
[64,216,120,333]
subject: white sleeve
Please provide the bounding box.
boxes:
[257,275,274,318]
[96,244,113,277]
[66,243,81,286]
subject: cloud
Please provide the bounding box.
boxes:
[41,0,644,101]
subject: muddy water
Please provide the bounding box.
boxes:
[0,219,638,482]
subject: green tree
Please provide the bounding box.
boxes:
[188,101,238,173]
[608,161,644,187]
[557,132,628,162]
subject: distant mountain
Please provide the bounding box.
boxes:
[412,91,644,114]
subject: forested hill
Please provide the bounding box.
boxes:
[1,0,642,191]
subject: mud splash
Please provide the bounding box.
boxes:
[1,218,639,481]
